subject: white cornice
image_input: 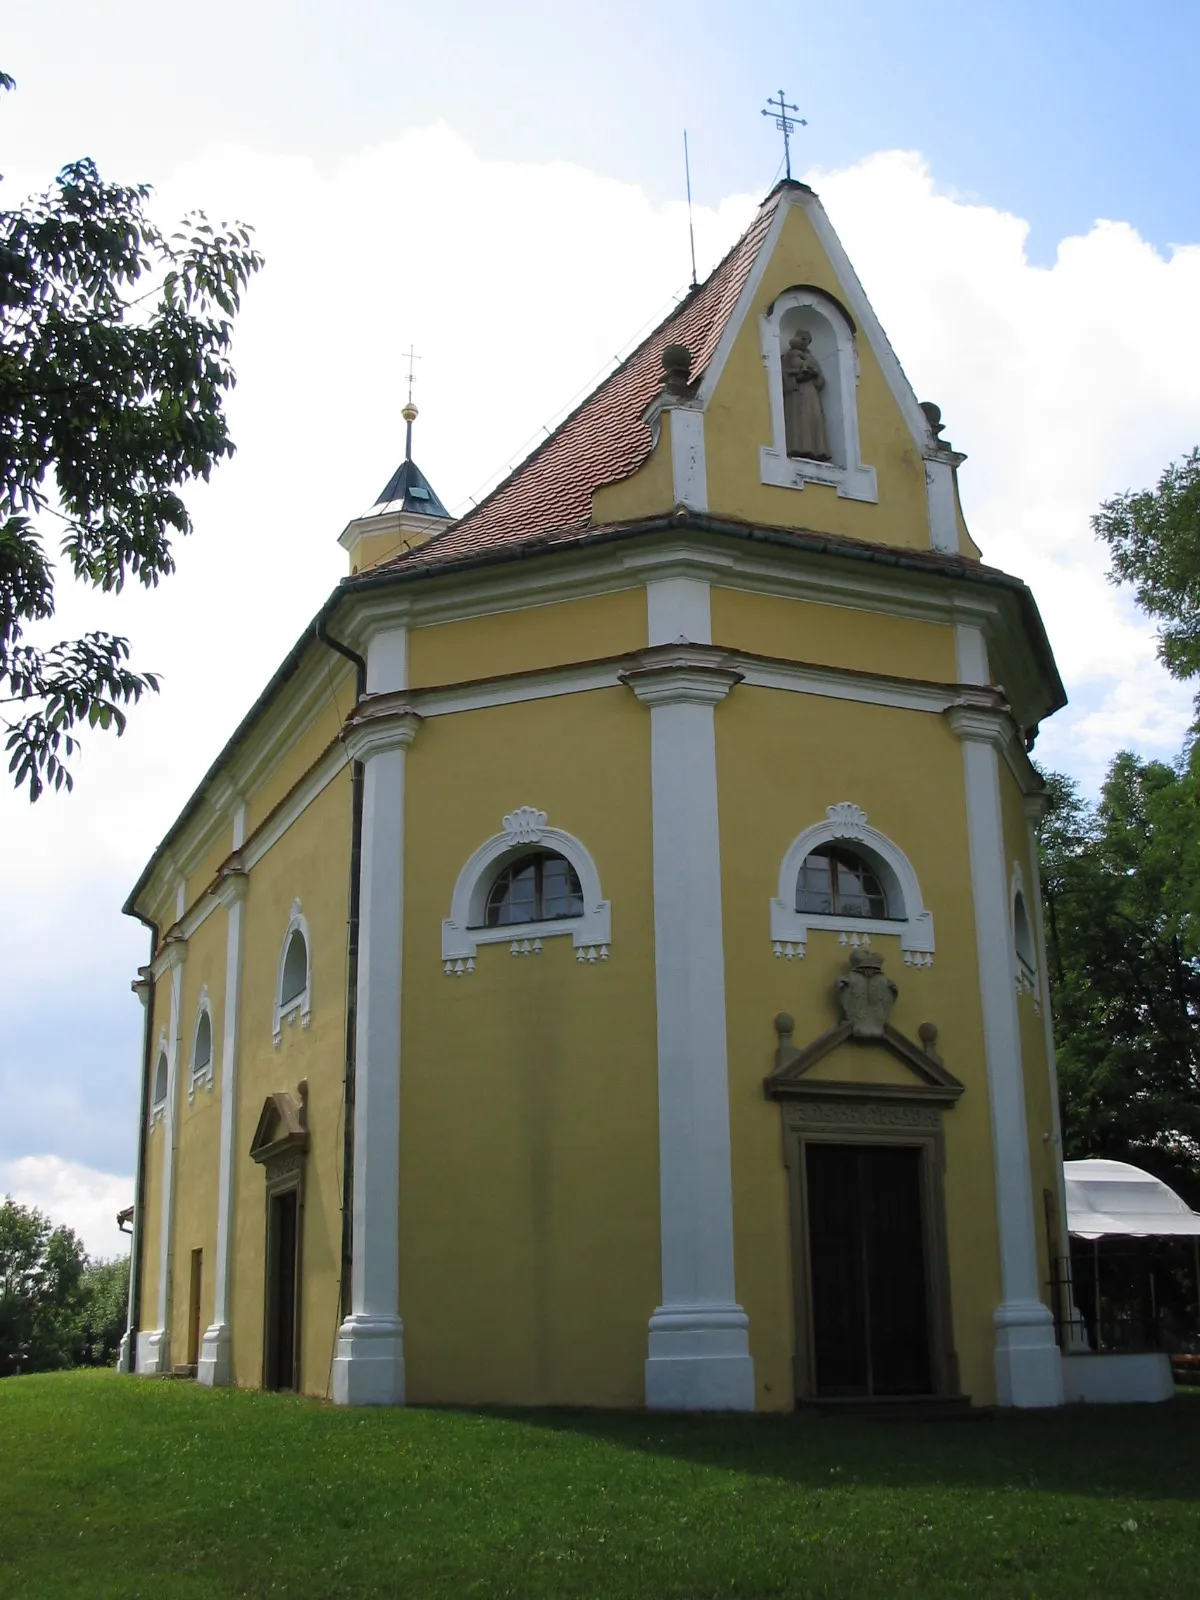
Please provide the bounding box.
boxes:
[621,647,743,708]
[213,866,249,908]
[343,705,423,761]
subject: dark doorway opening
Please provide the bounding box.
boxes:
[187,1248,203,1372]
[805,1142,931,1397]
[264,1188,300,1391]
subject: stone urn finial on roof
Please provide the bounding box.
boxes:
[661,344,692,396]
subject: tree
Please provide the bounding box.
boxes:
[75,1256,130,1367]
[1094,447,1200,688]
[1,71,262,798]
[0,1196,88,1374]
[1038,751,1200,1204]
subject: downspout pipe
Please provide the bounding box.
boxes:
[123,915,159,1370]
[314,617,367,1321]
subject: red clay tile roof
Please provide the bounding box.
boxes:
[372,191,782,577]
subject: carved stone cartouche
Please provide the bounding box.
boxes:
[781,330,830,461]
[835,947,897,1039]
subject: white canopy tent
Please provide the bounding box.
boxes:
[1064,1158,1200,1240]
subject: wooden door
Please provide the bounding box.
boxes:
[265,1189,299,1391]
[805,1143,932,1397]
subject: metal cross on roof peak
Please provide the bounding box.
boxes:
[403,344,421,407]
[761,90,806,183]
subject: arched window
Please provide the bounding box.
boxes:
[1012,870,1038,1002]
[442,807,611,971]
[189,996,214,1102]
[770,803,935,965]
[151,1049,168,1127]
[796,844,889,920]
[281,931,308,1005]
[482,851,584,928]
[274,900,312,1045]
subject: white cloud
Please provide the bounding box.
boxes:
[2,133,1198,1172]
[1,1155,133,1260]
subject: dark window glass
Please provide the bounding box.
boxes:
[153,1052,168,1105]
[484,852,584,927]
[194,1011,212,1072]
[281,930,308,1005]
[796,845,888,919]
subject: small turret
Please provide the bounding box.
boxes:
[339,396,452,575]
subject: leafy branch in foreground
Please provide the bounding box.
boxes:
[1093,447,1200,689]
[1,71,262,797]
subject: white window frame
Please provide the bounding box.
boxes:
[1011,863,1039,1003]
[188,987,215,1103]
[770,803,935,963]
[758,284,877,503]
[150,1032,169,1129]
[441,806,611,971]
[273,899,312,1045]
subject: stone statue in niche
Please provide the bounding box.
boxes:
[782,329,831,461]
[835,948,897,1040]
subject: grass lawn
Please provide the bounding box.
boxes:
[2,1372,1200,1598]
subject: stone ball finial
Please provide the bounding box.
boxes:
[919,401,945,440]
[773,1012,795,1039]
[661,344,692,395]
[918,1021,938,1048]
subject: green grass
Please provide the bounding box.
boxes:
[3,1372,1200,1598]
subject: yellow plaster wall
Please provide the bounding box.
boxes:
[166,912,226,1362]
[244,689,349,838]
[711,588,957,682]
[591,415,676,524]
[408,589,647,689]
[399,688,659,1406]
[702,205,932,549]
[230,770,351,1394]
[186,828,234,912]
[717,684,1004,1408]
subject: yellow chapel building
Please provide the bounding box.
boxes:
[119,178,1084,1412]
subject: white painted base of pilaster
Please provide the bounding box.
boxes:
[196,1322,232,1387]
[993,1301,1063,1408]
[136,1329,170,1376]
[116,1330,133,1374]
[645,1304,756,1411]
[1061,1352,1174,1404]
[331,1314,406,1406]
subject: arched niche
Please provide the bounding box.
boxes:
[759,285,877,503]
[770,803,935,963]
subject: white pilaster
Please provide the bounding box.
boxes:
[331,707,421,1406]
[623,646,754,1411]
[646,576,712,647]
[947,698,1062,1407]
[668,407,708,511]
[197,815,248,1389]
[119,964,154,1375]
[142,911,187,1376]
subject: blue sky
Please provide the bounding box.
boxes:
[3,0,1199,1253]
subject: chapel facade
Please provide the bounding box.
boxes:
[119,179,1074,1411]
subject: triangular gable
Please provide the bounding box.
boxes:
[250,1081,310,1164]
[370,191,785,574]
[765,1014,963,1106]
